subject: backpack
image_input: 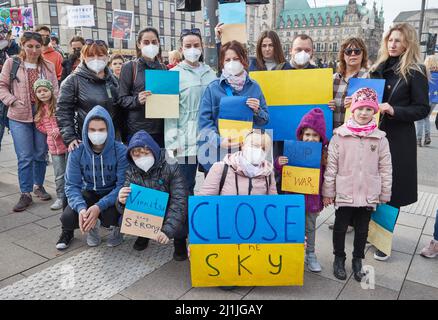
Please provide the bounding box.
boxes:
[0,56,21,129]
[217,163,272,195]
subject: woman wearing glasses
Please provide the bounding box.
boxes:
[119,27,167,146]
[0,32,59,212]
[165,28,216,195]
[56,39,120,152]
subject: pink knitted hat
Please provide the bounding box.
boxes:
[350,87,379,114]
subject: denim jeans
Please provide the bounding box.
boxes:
[52,154,67,200]
[178,156,198,195]
[9,119,48,193]
[416,103,436,139]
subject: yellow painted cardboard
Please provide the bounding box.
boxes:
[367,220,393,256]
[221,24,247,45]
[249,69,333,106]
[281,166,320,195]
[145,94,179,118]
[344,108,381,124]
[218,118,253,144]
[190,243,304,287]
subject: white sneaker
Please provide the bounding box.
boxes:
[107,226,123,247]
[305,252,322,272]
[87,220,101,247]
[50,198,63,210]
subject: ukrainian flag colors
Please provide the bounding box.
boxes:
[145,69,180,118]
[367,204,399,256]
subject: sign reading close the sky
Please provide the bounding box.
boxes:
[145,70,180,118]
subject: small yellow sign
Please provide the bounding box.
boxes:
[218,118,253,144]
[281,165,320,195]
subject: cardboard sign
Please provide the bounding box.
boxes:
[0,7,34,34]
[111,9,134,41]
[367,204,398,256]
[218,119,253,144]
[120,184,169,240]
[66,5,95,28]
[145,70,180,118]
[429,72,438,104]
[218,96,253,143]
[219,1,247,44]
[284,140,322,169]
[281,166,320,195]
[189,195,305,287]
[250,69,333,141]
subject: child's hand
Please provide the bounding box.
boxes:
[118,187,131,204]
[278,156,288,166]
[323,197,334,207]
[156,231,169,244]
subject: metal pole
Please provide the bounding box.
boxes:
[419,0,426,40]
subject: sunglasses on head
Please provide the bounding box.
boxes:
[180,28,201,38]
[85,39,108,48]
[22,32,43,40]
[344,48,362,56]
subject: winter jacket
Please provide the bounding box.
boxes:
[0,57,59,123]
[322,125,392,210]
[118,58,167,137]
[35,104,67,155]
[60,56,80,83]
[197,152,277,196]
[197,75,269,172]
[164,62,217,158]
[56,62,120,146]
[42,47,63,81]
[115,130,188,239]
[370,56,430,207]
[6,40,20,57]
[248,57,293,71]
[65,106,128,214]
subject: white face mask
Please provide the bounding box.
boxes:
[183,47,202,63]
[141,44,159,59]
[134,155,155,172]
[293,50,311,66]
[224,60,244,76]
[0,40,8,50]
[87,59,107,74]
[242,147,266,166]
[88,131,107,146]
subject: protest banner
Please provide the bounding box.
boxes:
[283,140,322,169]
[111,9,133,41]
[66,5,95,28]
[344,78,385,123]
[145,70,180,118]
[281,166,320,195]
[189,195,305,287]
[0,7,34,35]
[219,0,247,44]
[250,69,333,141]
[120,184,169,240]
[367,204,398,256]
[218,96,253,144]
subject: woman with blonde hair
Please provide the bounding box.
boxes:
[416,54,438,146]
[370,23,430,261]
[167,50,182,69]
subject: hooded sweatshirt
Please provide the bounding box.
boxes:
[65,105,128,214]
[43,46,63,80]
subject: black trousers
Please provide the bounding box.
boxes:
[60,190,121,232]
[333,206,373,259]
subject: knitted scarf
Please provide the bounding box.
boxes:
[346,117,377,137]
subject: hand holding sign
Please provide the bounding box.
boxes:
[138,91,152,105]
[118,186,131,205]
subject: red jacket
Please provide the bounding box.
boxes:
[43,47,63,80]
[35,104,67,155]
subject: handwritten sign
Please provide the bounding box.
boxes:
[281,166,320,195]
[66,5,95,28]
[284,141,322,169]
[120,184,169,240]
[367,204,398,256]
[189,195,305,287]
[145,70,180,118]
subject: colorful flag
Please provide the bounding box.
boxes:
[145,70,180,118]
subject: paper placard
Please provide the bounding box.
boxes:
[145,70,180,95]
[429,72,438,104]
[367,204,398,256]
[218,119,252,144]
[111,9,134,41]
[219,96,252,121]
[146,94,179,118]
[221,24,247,45]
[219,1,246,24]
[284,140,322,169]
[66,5,95,28]
[281,165,320,195]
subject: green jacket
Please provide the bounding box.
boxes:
[165,62,217,157]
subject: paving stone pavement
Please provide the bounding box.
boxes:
[0,123,437,300]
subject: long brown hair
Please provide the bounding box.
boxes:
[337,37,368,76]
[19,33,49,70]
[255,30,286,70]
[34,89,56,123]
[219,41,249,71]
[136,27,163,62]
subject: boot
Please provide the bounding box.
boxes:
[173,238,188,261]
[417,138,422,147]
[333,256,347,280]
[352,258,365,282]
[424,134,431,146]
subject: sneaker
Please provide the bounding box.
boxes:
[50,198,63,210]
[56,230,74,250]
[305,252,322,272]
[374,249,389,261]
[424,134,431,146]
[420,240,438,258]
[173,238,188,261]
[133,237,149,251]
[106,226,123,247]
[13,193,33,212]
[33,185,52,201]
[86,220,101,247]
[417,138,423,147]
[328,223,354,233]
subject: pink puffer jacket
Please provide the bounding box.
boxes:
[35,104,67,155]
[322,125,392,209]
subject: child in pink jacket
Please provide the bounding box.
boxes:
[34,79,68,211]
[322,87,392,283]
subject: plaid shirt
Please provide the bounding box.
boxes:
[333,68,368,128]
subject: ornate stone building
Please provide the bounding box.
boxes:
[273,0,384,64]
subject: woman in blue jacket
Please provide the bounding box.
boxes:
[198,40,269,173]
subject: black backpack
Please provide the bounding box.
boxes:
[0,56,20,129]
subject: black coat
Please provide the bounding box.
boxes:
[56,63,120,146]
[118,58,167,137]
[370,57,430,207]
[116,150,188,239]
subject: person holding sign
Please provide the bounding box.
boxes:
[322,88,392,282]
[56,106,128,250]
[369,23,430,261]
[116,130,188,260]
[198,41,269,173]
[274,108,328,273]
[164,28,216,195]
[118,27,167,145]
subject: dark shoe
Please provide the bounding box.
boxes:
[173,238,188,261]
[13,193,33,212]
[33,185,52,201]
[417,138,423,147]
[352,258,365,282]
[374,249,389,261]
[333,256,347,280]
[424,134,431,146]
[56,230,74,250]
[219,286,237,291]
[133,237,149,251]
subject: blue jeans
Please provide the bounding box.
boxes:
[416,103,436,139]
[178,156,198,195]
[9,119,48,193]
